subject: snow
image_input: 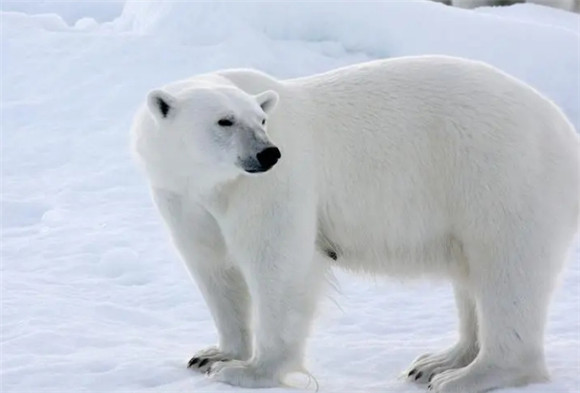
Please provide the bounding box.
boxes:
[1,1,578,393]
[0,0,124,24]
[475,2,580,32]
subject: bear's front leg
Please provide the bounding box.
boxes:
[208,253,324,387]
[209,196,323,387]
[185,263,252,374]
[151,189,253,372]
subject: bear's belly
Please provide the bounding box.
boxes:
[316,203,467,278]
[317,227,466,277]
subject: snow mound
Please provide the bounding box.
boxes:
[0,0,124,24]
[115,1,579,127]
[476,2,580,32]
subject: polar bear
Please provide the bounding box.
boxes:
[131,55,579,393]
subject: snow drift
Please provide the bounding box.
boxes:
[114,1,580,127]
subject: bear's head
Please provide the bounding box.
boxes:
[144,85,280,187]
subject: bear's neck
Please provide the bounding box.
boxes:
[183,171,241,219]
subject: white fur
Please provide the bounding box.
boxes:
[131,55,580,393]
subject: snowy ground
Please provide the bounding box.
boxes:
[1,1,579,393]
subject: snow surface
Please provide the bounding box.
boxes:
[0,0,124,24]
[1,1,579,393]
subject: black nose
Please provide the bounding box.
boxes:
[256,147,281,170]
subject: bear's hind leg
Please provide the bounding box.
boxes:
[405,281,479,384]
[429,242,558,393]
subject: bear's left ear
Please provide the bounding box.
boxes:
[255,90,279,114]
[147,89,177,120]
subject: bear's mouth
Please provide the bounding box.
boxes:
[243,166,272,174]
[238,158,278,174]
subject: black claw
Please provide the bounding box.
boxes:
[428,384,432,391]
[429,373,435,382]
[408,369,416,377]
[415,371,423,380]
[198,358,209,368]
[188,357,199,367]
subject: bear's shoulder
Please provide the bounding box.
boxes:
[158,74,234,96]
[216,68,283,96]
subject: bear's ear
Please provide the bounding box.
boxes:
[147,89,177,120]
[255,90,279,114]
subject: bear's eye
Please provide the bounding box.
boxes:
[261,119,266,126]
[218,118,234,127]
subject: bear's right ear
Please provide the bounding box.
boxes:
[147,89,177,120]
[255,90,279,114]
